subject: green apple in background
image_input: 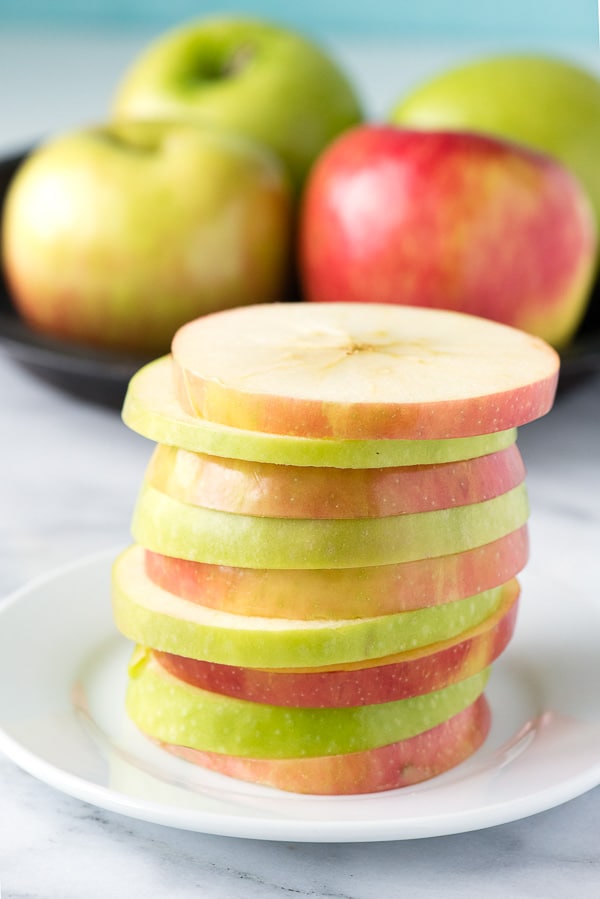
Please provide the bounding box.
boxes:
[390,54,600,232]
[112,16,363,189]
[2,120,292,355]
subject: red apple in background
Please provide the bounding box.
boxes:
[299,126,596,349]
[2,120,292,355]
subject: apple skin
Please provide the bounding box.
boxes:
[113,544,510,669]
[299,126,596,349]
[171,302,559,439]
[132,481,529,569]
[390,54,600,234]
[144,526,529,619]
[146,442,525,519]
[123,356,519,468]
[2,120,292,355]
[126,649,490,758]
[153,581,518,707]
[112,16,363,189]
[159,694,491,794]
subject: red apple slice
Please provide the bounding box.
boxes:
[171,302,559,439]
[154,580,518,706]
[160,694,491,794]
[123,356,519,468]
[113,545,511,668]
[145,526,528,619]
[146,442,525,518]
[127,650,490,757]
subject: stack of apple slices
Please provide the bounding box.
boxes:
[113,302,559,795]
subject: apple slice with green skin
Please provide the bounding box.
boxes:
[113,545,510,668]
[145,526,528,619]
[146,442,525,519]
[132,481,529,569]
[154,580,518,706]
[171,303,559,440]
[160,694,491,794]
[126,649,490,757]
[123,356,519,468]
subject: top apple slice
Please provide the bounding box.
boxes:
[172,303,559,440]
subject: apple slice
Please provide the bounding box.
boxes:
[145,526,528,619]
[132,481,529,569]
[171,302,559,440]
[122,356,519,468]
[146,443,525,519]
[160,694,491,794]
[113,545,511,668]
[154,581,518,706]
[126,649,490,757]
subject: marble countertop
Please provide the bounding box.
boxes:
[1,28,600,898]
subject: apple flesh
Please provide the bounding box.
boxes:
[126,649,490,757]
[132,481,529,569]
[112,16,363,189]
[299,128,596,350]
[2,121,292,355]
[153,581,518,706]
[390,54,600,234]
[160,694,491,794]
[113,545,510,668]
[123,356,519,468]
[144,526,528,619]
[171,302,560,439]
[146,442,525,518]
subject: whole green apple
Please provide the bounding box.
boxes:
[300,126,596,349]
[112,16,363,189]
[390,54,600,231]
[2,121,292,355]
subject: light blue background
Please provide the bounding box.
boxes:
[1,0,598,43]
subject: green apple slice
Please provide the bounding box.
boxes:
[144,526,529,619]
[153,581,518,706]
[126,650,490,757]
[146,442,525,518]
[132,482,529,569]
[160,695,491,793]
[171,302,559,440]
[113,545,510,668]
[122,357,518,468]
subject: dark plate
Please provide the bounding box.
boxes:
[0,149,599,411]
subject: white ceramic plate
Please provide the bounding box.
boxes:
[1,549,599,842]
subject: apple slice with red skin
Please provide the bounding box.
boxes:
[154,579,518,706]
[146,442,525,519]
[113,545,510,668]
[123,356,519,468]
[126,650,490,757]
[145,525,528,619]
[159,694,491,794]
[171,302,559,440]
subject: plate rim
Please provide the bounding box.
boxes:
[1,548,600,843]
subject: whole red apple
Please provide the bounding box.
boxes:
[299,126,596,349]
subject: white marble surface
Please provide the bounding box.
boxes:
[1,27,600,898]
